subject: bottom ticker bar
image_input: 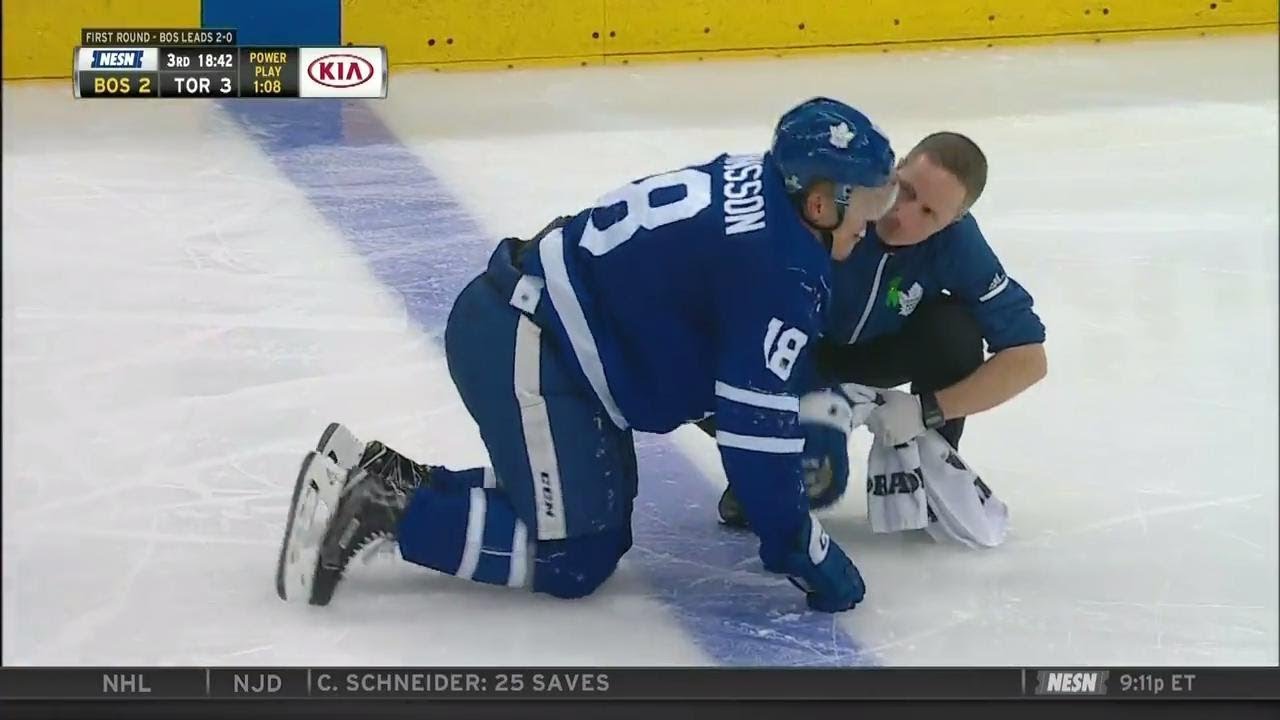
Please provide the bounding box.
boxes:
[0,668,1276,700]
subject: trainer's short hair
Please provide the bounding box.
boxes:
[906,132,988,212]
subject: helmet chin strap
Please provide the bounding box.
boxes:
[791,191,845,251]
[806,204,845,252]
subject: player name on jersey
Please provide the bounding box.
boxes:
[722,154,768,236]
[73,44,387,99]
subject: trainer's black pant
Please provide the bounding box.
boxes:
[815,296,984,448]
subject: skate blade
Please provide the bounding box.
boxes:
[275,451,349,602]
[315,421,365,470]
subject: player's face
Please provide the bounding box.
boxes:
[874,154,968,247]
[829,180,899,261]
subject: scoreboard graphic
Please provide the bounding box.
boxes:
[74,29,387,99]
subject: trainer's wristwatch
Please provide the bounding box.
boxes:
[918,392,946,430]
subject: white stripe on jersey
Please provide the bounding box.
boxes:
[715,430,805,454]
[714,381,799,413]
[538,227,630,430]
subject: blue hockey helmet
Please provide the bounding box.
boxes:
[770,97,895,204]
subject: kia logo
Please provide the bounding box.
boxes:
[307,54,374,88]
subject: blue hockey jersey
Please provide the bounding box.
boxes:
[827,213,1045,352]
[520,152,829,551]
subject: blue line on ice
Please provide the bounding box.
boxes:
[224,99,871,666]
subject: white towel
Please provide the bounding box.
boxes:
[913,432,1009,548]
[865,435,931,534]
[800,384,1009,548]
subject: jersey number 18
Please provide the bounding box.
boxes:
[579,169,711,256]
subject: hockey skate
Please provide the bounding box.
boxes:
[307,447,431,606]
[275,451,351,602]
[314,421,367,471]
[314,422,433,487]
[276,424,433,603]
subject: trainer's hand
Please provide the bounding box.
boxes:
[867,389,931,446]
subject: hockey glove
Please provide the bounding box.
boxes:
[797,385,862,508]
[717,385,857,527]
[800,424,849,510]
[765,514,865,613]
[716,423,850,527]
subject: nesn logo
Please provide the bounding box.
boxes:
[90,50,144,69]
[1034,670,1108,695]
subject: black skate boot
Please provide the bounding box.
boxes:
[315,422,436,486]
[351,440,434,492]
[314,422,433,493]
[308,447,432,606]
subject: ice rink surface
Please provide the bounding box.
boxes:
[3,35,1277,666]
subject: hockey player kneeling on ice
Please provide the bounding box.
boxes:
[277,97,900,612]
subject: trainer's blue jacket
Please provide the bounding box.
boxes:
[827,213,1045,352]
